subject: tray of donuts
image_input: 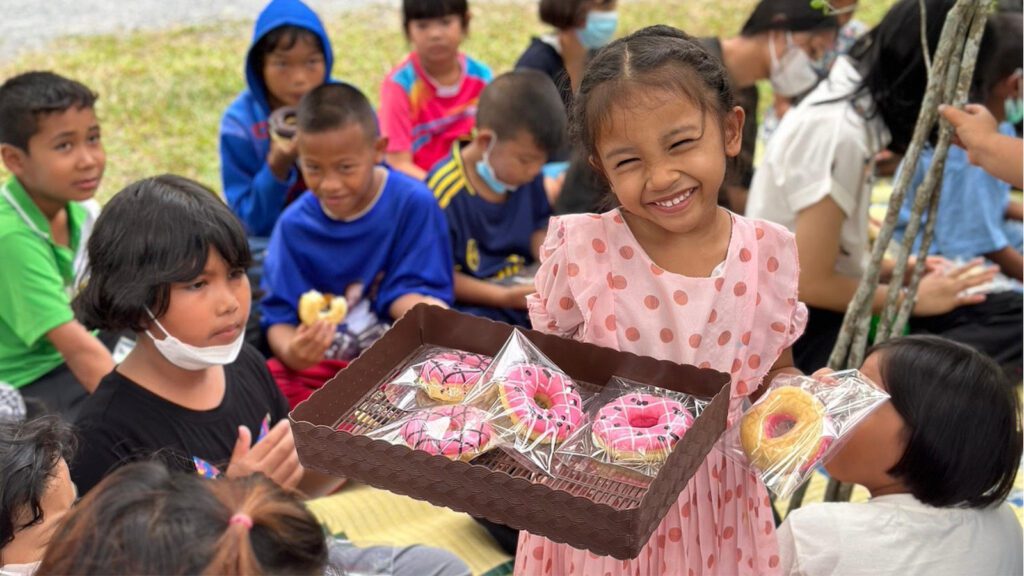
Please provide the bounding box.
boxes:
[290,304,732,560]
[719,371,890,498]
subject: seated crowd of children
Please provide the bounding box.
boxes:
[0,0,1021,574]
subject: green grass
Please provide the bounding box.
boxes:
[0,0,896,203]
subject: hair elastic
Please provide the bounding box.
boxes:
[229,513,254,529]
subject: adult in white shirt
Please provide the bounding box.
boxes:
[746,0,1022,375]
[778,335,1023,576]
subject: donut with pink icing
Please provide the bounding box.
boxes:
[400,405,494,462]
[592,393,695,462]
[497,363,584,444]
[419,351,492,403]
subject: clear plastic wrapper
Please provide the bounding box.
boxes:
[363,403,499,462]
[556,378,708,479]
[464,330,590,475]
[377,345,493,410]
[721,370,889,498]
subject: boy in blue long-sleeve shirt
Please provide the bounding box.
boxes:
[261,83,454,406]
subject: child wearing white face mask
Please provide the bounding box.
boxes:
[68,175,345,498]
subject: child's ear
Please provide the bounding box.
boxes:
[373,136,388,163]
[474,129,496,150]
[723,105,745,158]
[0,143,26,176]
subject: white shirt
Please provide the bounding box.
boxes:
[777,493,1024,576]
[746,56,890,278]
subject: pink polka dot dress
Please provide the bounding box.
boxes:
[516,209,808,576]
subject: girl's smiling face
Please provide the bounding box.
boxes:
[593,88,743,238]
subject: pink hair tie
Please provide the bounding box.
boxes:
[229,513,253,529]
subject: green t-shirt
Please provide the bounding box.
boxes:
[0,176,97,388]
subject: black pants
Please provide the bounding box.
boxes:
[795,291,1023,380]
[474,517,519,556]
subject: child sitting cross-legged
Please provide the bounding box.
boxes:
[427,70,565,327]
[262,83,454,407]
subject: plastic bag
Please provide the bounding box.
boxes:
[464,330,591,475]
[363,403,499,462]
[378,345,493,410]
[721,370,889,498]
[556,378,708,479]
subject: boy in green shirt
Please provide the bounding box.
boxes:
[0,72,114,418]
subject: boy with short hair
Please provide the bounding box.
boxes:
[220,0,335,238]
[262,83,454,406]
[0,71,113,418]
[426,70,566,327]
[380,0,493,180]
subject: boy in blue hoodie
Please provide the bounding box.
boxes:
[220,0,334,239]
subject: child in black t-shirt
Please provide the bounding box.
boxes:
[70,175,343,497]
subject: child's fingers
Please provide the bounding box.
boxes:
[260,426,298,472]
[225,426,252,477]
[250,419,290,458]
[281,457,305,491]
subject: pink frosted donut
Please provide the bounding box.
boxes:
[400,405,494,462]
[497,363,583,444]
[592,393,695,462]
[419,351,492,403]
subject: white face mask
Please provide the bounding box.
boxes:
[769,31,821,97]
[145,311,244,371]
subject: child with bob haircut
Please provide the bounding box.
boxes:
[380,0,493,180]
[778,335,1023,575]
[426,70,565,327]
[0,71,113,417]
[516,25,808,575]
[0,416,76,576]
[70,175,341,497]
[220,0,336,237]
[262,83,453,407]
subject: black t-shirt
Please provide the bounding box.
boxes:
[515,37,574,114]
[71,344,289,494]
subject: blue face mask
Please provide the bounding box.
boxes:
[1006,97,1023,126]
[577,11,618,50]
[475,139,516,195]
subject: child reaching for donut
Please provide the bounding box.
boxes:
[516,25,808,576]
[777,335,1022,575]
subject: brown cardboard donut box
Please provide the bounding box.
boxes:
[290,305,731,560]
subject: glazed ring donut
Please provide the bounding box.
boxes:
[740,386,831,471]
[400,405,494,462]
[269,106,298,140]
[497,363,584,444]
[298,290,348,326]
[592,393,695,463]
[419,351,492,403]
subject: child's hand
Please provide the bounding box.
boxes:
[287,320,336,369]
[267,135,299,180]
[503,284,535,310]
[939,103,999,166]
[912,258,996,316]
[226,420,304,490]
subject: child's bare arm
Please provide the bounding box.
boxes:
[983,246,1023,282]
[47,321,114,393]
[454,271,533,310]
[388,293,448,320]
[385,151,427,181]
[267,321,335,371]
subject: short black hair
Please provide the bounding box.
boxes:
[0,71,97,152]
[477,70,566,156]
[741,0,839,36]
[538,0,616,30]
[402,0,469,33]
[972,12,1022,103]
[868,335,1022,508]
[251,25,324,81]
[73,175,251,332]
[0,415,76,553]
[296,82,379,140]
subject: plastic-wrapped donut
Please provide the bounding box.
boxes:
[740,386,831,471]
[419,351,492,403]
[592,393,694,462]
[400,405,494,462]
[497,363,584,444]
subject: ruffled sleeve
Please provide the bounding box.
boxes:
[527,217,584,338]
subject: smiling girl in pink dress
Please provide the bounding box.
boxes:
[515,25,808,576]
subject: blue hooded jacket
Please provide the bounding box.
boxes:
[219,0,334,237]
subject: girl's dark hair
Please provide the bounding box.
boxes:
[868,335,1022,508]
[538,0,616,30]
[73,175,251,332]
[0,416,75,554]
[35,461,327,575]
[572,25,735,162]
[402,0,469,33]
[849,0,996,153]
[971,12,1022,103]
[252,25,324,79]
[740,0,839,36]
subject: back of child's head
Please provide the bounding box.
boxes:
[296,82,378,140]
[0,416,75,554]
[868,335,1022,509]
[477,70,566,156]
[34,461,327,575]
[972,12,1022,103]
[740,0,839,36]
[402,0,469,32]
[0,71,96,152]
[538,0,614,30]
[73,174,251,333]
[573,25,734,162]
